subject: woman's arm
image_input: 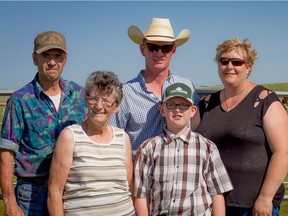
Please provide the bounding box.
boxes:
[47,128,74,216]
[253,101,288,215]
[124,132,134,200]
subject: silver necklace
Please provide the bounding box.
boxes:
[223,90,230,112]
[223,87,247,112]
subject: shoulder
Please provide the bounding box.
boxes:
[11,81,35,98]
[169,74,193,86]
[60,79,85,92]
[112,126,125,135]
[191,132,219,151]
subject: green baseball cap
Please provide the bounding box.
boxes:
[163,83,193,104]
[34,31,67,54]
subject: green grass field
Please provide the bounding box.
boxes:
[0,83,287,215]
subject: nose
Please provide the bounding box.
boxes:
[47,59,57,66]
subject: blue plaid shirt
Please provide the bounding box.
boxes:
[110,70,200,156]
[0,74,87,177]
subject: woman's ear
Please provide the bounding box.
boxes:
[113,103,120,113]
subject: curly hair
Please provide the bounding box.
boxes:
[215,37,258,68]
[85,71,123,105]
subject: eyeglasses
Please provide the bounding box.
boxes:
[39,53,66,62]
[145,43,174,54]
[163,102,191,111]
[87,96,115,108]
[219,57,245,66]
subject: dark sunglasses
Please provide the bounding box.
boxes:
[219,57,246,66]
[145,43,174,54]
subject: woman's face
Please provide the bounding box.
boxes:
[86,89,119,126]
[217,49,251,87]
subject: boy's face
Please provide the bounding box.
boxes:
[159,97,197,134]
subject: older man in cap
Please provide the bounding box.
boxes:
[110,18,200,158]
[0,30,87,215]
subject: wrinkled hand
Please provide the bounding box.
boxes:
[4,201,24,216]
[253,196,272,216]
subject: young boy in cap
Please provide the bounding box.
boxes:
[0,30,87,215]
[134,83,233,216]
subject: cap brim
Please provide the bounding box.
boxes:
[163,95,193,104]
[36,46,67,54]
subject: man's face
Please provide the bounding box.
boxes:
[141,41,176,72]
[33,49,67,83]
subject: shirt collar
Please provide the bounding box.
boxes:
[32,73,71,99]
[163,126,191,145]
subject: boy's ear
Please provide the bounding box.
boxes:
[158,103,166,117]
[190,105,198,118]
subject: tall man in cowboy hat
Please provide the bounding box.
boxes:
[110,18,200,158]
[0,31,87,215]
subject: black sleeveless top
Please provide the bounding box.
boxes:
[195,85,285,208]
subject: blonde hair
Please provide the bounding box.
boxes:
[215,37,258,68]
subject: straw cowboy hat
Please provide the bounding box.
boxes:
[128,18,190,47]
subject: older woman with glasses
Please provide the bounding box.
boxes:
[195,37,288,216]
[47,71,135,216]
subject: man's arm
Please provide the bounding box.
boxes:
[0,149,24,216]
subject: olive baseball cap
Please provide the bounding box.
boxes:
[163,83,194,104]
[34,31,67,54]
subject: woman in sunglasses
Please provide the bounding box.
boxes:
[195,37,288,216]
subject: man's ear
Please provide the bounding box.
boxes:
[172,46,176,54]
[32,53,38,66]
[140,44,145,57]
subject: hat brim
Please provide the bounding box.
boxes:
[128,25,190,47]
[36,46,67,54]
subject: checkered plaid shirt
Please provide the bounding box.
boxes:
[134,128,233,216]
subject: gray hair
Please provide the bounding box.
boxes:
[85,71,123,105]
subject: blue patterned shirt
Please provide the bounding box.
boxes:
[110,70,200,156]
[0,74,87,177]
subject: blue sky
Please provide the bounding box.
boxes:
[1,1,288,90]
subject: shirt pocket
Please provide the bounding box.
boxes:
[24,106,56,151]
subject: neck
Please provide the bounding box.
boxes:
[143,69,170,99]
[222,81,252,112]
[143,68,170,84]
[38,77,61,96]
[168,124,189,137]
[81,119,112,143]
